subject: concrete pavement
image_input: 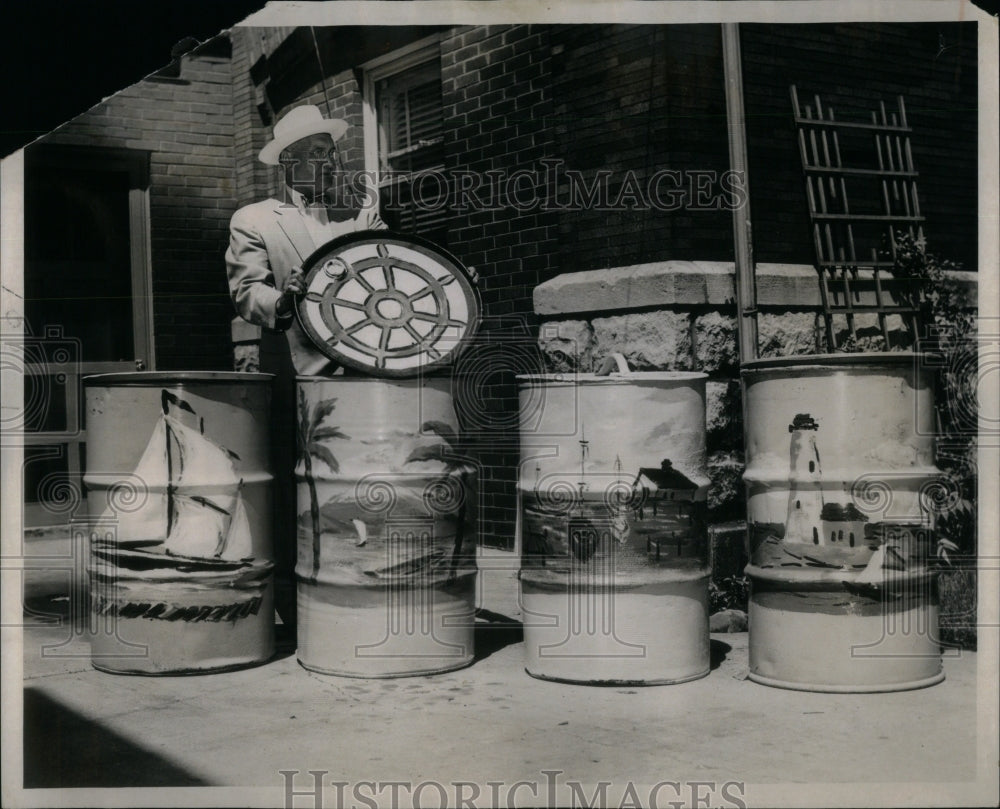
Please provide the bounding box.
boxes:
[14,548,994,807]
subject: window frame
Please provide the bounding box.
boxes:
[361,34,443,217]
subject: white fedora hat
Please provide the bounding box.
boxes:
[258,105,349,165]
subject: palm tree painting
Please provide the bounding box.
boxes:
[404,421,467,468]
[405,420,477,579]
[297,389,349,582]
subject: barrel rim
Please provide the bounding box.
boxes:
[746,671,946,694]
[741,351,924,373]
[295,373,451,383]
[516,371,708,385]
[84,371,274,385]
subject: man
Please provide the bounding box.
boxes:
[227,104,385,376]
[226,104,385,625]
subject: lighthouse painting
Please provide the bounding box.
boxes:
[741,356,945,690]
[749,412,932,576]
[785,413,824,547]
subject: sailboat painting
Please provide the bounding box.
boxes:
[84,374,274,674]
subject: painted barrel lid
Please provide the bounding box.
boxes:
[296,230,481,378]
[84,371,274,385]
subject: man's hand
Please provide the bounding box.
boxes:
[276,268,306,317]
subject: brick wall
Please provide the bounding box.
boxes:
[231,27,285,208]
[444,24,560,314]
[441,24,561,547]
[42,39,238,371]
[550,24,732,270]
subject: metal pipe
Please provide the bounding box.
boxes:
[722,23,758,364]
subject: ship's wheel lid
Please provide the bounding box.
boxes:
[296,230,481,378]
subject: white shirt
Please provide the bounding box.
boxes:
[283,187,384,244]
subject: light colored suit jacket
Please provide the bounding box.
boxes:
[226,198,383,376]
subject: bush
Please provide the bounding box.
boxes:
[709,574,750,614]
[838,233,978,560]
[891,233,977,560]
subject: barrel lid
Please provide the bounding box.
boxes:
[296,230,481,379]
[84,371,274,385]
[516,371,707,386]
[741,351,922,372]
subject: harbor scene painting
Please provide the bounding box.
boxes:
[517,371,713,584]
[521,454,709,578]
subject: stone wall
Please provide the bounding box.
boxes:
[534,260,978,524]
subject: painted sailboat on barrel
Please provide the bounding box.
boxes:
[92,390,258,575]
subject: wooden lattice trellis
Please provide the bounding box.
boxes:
[791,85,927,351]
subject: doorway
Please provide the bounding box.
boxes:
[22,145,153,527]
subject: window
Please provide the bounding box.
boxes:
[363,37,448,245]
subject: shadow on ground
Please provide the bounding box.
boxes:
[710,638,732,670]
[472,609,735,673]
[23,688,211,787]
[474,608,523,662]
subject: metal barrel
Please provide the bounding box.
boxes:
[742,353,944,692]
[83,372,275,675]
[295,376,477,677]
[518,358,711,685]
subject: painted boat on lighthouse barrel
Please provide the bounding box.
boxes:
[742,353,946,692]
[83,372,275,674]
